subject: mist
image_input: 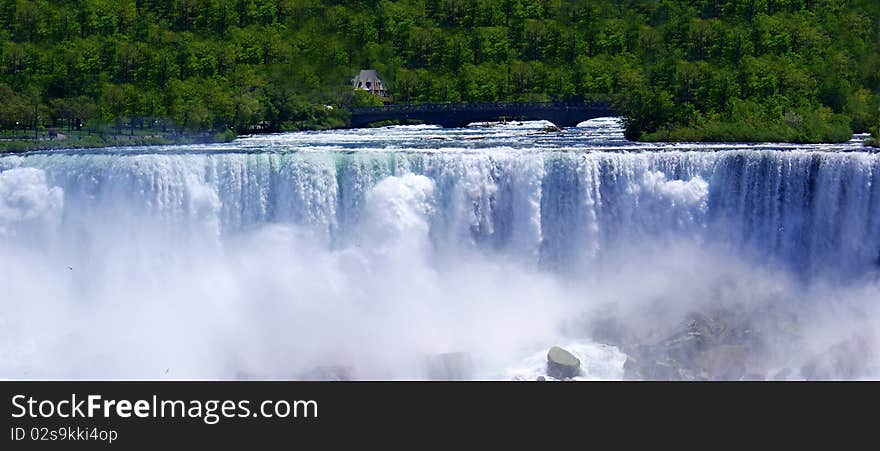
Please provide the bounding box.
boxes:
[1,169,577,379]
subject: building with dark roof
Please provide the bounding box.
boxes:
[352,70,390,100]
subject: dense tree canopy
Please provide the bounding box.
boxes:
[0,0,878,141]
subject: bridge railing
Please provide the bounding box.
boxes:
[350,101,610,114]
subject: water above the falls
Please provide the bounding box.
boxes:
[1,119,878,380]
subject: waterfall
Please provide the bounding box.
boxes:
[3,149,877,277]
[1,133,879,379]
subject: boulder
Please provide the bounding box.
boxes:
[547,346,581,379]
[426,352,474,381]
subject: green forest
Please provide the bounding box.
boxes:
[1,0,879,144]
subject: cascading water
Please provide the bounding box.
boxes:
[1,119,878,380]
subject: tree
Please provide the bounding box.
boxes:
[0,0,877,141]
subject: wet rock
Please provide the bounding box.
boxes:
[547,346,581,379]
[623,355,690,381]
[619,312,763,381]
[663,313,724,353]
[426,352,474,380]
[800,333,876,380]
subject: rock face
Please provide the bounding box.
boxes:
[547,346,581,379]
[596,305,877,381]
[620,312,760,381]
[426,352,474,380]
[799,332,877,380]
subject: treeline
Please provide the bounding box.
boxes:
[0,0,878,141]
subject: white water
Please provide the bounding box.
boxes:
[1,119,878,379]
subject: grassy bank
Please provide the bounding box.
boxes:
[632,103,858,144]
[640,121,855,144]
[870,126,880,148]
[0,129,237,154]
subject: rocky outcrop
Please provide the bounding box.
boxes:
[799,332,877,380]
[547,346,581,379]
[620,312,761,381]
[596,305,878,381]
[623,352,689,381]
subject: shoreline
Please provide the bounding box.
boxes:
[0,130,236,154]
[2,126,877,154]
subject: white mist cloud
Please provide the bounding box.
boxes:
[0,170,574,379]
[0,168,63,238]
[640,170,708,208]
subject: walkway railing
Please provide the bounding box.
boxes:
[350,101,608,114]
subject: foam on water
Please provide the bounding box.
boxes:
[498,341,628,381]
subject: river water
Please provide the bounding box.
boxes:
[1,118,878,379]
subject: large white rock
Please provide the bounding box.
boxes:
[547,346,581,379]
